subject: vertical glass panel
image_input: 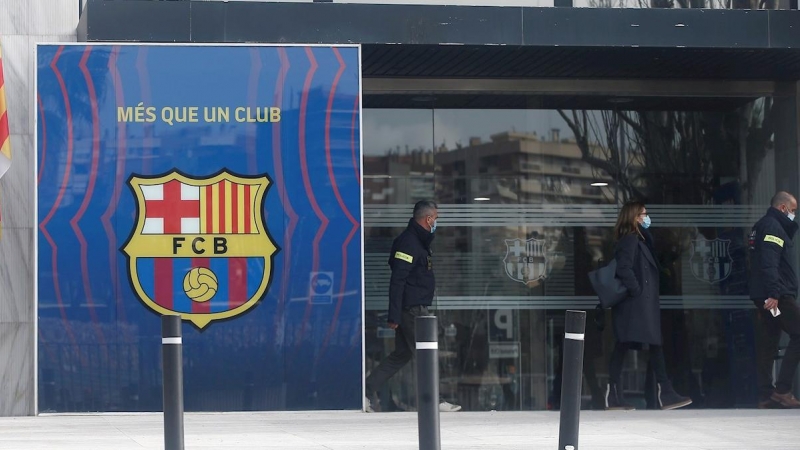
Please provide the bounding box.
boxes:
[363,109,435,410]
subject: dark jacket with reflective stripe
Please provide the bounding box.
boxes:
[748,207,799,301]
[387,219,435,325]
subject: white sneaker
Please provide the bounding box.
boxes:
[439,401,461,412]
[364,396,375,413]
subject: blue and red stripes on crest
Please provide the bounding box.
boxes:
[137,257,261,313]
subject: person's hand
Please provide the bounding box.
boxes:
[765,298,780,311]
[388,322,399,330]
[525,278,543,288]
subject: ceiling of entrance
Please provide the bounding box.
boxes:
[363,93,758,111]
[362,45,800,81]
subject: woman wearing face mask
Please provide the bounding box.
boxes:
[604,201,693,411]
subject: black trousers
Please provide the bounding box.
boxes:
[609,342,669,385]
[365,305,430,395]
[754,295,800,399]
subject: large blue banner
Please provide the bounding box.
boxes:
[36,44,363,412]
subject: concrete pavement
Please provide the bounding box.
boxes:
[0,409,797,449]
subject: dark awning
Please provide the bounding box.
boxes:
[78,0,800,81]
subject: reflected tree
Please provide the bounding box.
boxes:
[557,100,775,205]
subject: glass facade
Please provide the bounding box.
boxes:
[363,93,800,411]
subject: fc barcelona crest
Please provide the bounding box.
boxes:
[504,238,550,285]
[690,237,732,284]
[122,170,279,329]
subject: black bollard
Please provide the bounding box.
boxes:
[415,315,441,450]
[558,310,586,450]
[162,315,185,450]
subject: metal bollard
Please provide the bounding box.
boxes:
[415,315,441,450]
[558,310,586,450]
[162,315,185,450]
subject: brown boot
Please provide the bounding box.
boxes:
[770,391,800,409]
[657,382,692,410]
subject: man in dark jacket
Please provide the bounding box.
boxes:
[749,191,800,408]
[364,200,461,413]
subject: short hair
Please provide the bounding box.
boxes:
[413,200,438,220]
[771,191,796,208]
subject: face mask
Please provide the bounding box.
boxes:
[429,218,438,233]
[781,205,796,222]
[641,215,651,229]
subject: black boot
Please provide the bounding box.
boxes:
[605,383,635,411]
[657,382,692,410]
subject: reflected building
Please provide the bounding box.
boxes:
[436,129,616,205]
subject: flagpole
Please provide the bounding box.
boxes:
[0,42,13,240]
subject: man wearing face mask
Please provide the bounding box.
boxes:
[749,191,800,408]
[364,200,461,413]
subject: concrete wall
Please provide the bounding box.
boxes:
[0,0,78,417]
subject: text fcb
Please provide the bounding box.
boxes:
[122,170,280,329]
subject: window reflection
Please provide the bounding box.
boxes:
[363,97,796,411]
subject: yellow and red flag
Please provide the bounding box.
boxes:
[0,44,13,238]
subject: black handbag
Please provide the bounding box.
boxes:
[588,259,628,309]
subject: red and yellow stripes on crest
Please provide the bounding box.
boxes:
[200,181,259,234]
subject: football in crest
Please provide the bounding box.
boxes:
[183,267,218,302]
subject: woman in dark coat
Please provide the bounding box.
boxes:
[605,201,692,411]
